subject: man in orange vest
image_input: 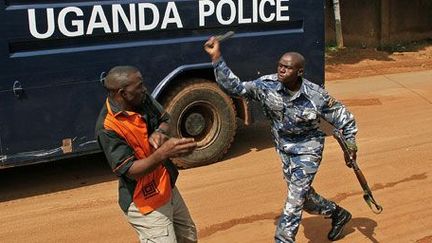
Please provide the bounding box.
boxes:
[95,66,198,243]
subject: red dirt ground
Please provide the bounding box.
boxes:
[325,42,432,81]
[1,43,432,243]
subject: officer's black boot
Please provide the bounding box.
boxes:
[327,206,352,241]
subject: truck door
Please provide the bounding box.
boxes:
[0,2,106,167]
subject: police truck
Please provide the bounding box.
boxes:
[0,0,324,168]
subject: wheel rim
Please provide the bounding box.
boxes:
[177,101,221,150]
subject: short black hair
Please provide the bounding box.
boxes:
[104,66,140,95]
[281,52,305,68]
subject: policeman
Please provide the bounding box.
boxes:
[204,37,358,242]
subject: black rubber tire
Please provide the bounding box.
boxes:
[161,79,236,168]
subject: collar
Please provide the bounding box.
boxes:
[277,78,309,101]
[106,97,139,118]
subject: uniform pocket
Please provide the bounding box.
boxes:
[295,108,318,123]
[291,154,321,175]
[263,94,284,121]
[142,225,170,242]
[148,225,169,237]
[301,108,318,120]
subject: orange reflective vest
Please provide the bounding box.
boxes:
[103,99,171,214]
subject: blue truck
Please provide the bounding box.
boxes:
[0,0,324,169]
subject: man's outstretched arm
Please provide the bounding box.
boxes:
[204,37,261,100]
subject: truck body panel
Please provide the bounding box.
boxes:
[0,0,324,168]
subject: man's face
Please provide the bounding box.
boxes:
[121,71,147,109]
[277,55,302,85]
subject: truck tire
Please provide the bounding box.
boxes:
[162,79,236,168]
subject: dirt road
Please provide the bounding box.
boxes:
[1,70,432,243]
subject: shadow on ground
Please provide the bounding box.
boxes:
[268,213,378,242]
[274,216,379,243]
[223,121,274,160]
[0,122,275,202]
[0,153,115,202]
[301,216,379,243]
[0,120,275,202]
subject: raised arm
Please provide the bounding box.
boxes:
[204,37,262,100]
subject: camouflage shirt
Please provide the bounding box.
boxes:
[213,57,357,156]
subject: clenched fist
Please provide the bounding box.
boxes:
[204,37,221,62]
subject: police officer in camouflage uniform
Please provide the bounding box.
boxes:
[204,37,358,242]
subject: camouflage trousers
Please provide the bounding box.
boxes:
[275,151,337,243]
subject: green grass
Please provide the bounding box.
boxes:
[378,38,432,53]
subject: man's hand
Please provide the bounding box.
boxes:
[149,130,169,149]
[344,142,358,168]
[204,37,221,62]
[127,137,195,179]
[157,137,197,160]
[344,149,357,168]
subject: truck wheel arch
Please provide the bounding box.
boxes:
[152,65,251,124]
[153,66,250,168]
